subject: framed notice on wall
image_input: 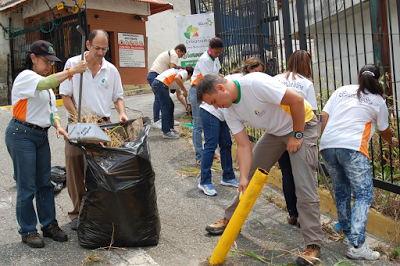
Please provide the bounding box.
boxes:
[118,33,145,68]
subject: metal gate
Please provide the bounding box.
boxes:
[192,0,400,194]
[8,11,87,99]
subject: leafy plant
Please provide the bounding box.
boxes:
[229,250,268,263]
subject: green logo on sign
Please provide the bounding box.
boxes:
[184,25,199,39]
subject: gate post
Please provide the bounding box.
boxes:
[281,0,292,62]
[8,17,15,85]
[296,0,307,50]
[190,0,197,14]
[214,0,222,38]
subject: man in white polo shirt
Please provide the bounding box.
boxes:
[147,44,186,128]
[197,72,323,266]
[59,29,128,230]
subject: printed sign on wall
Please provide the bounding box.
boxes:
[177,13,215,67]
[118,33,145,68]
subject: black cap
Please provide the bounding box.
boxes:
[29,40,61,62]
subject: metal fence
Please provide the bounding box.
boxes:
[8,12,87,99]
[192,0,400,194]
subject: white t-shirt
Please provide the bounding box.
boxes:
[191,50,221,86]
[319,85,389,158]
[193,50,223,120]
[155,68,188,88]
[199,73,243,122]
[224,72,314,136]
[59,54,124,118]
[200,103,225,121]
[225,73,244,81]
[11,70,57,128]
[273,72,318,110]
[149,49,179,74]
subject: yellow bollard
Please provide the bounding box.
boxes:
[209,168,269,265]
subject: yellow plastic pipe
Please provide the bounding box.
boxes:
[209,168,269,265]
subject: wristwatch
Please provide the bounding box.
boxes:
[293,131,303,139]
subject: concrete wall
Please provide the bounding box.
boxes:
[146,0,191,67]
[309,1,400,104]
[0,9,25,105]
[276,0,399,104]
[0,0,156,104]
[86,9,148,85]
[21,0,149,18]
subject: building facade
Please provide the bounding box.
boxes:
[0,0,173,105]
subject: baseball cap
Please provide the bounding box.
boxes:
[29,40,61,62]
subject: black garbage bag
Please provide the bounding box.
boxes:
[76,117,161,248]
[51,166,66,192]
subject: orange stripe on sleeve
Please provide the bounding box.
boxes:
[360,120,372,158]
[192,73,203,86]
[163,74,177,87]
[13,99,28,121]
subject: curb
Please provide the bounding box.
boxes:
[124,87,153,97]
[267,166,400,243]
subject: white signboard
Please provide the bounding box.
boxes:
[118,33,145,68]
[177,13,215,67]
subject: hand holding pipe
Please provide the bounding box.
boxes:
[76,25,85,123]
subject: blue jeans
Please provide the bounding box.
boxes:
[5,120,56,236]
[200,108,235,185]
[278,150,298,218]
[152,80,174,134]
[189,85,203,161]
[147,72,161,122]
[321,148,374,247]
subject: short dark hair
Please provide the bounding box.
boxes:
[88,29,109,44]
[209,37,223,49]
[175,44,186,53]
[196,74,227,104]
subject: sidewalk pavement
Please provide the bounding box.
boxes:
[0,92,397,266]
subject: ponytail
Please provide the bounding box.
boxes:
[23,53,34,70]
[357,64,383,99]
[185,66,194,76]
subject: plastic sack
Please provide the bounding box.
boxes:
[51,166,66,192]
[76,117,161,248]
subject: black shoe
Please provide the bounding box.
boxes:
[22,232,45,248]
[70,218,78,230]
[42,221,68,242]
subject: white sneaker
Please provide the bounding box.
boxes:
[163,131,179,139]
[174,120,180,126]
[198,183,217,196]
[153,120,161,129]
[347,242,380,260]
[170,128,179,134]
[343,237,350,246]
